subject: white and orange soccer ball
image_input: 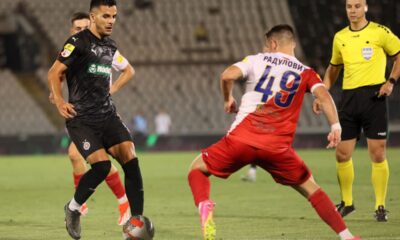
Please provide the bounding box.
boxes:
[123,215,155,240]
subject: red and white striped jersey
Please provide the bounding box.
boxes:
[228,52,324,153]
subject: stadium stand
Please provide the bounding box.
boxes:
[6,0,400,136]
[19,0,323,135]
[0,69,56,135]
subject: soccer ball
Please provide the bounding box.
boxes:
[123,215,155,240]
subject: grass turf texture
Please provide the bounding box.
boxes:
[0,149,399,240]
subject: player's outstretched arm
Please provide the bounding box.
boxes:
[110,63,135,95]
[312,64,343,115]
[220,65,242,113]
[322,64,342,90]
[48,60,76,119]
[378,53,400,97]
[313,85,341,148]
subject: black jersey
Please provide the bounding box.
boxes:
[58,29,118,122]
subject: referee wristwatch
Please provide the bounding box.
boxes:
[388,77,397,85]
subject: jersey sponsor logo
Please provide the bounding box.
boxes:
[362,47,373,60]
[87,63,112,76]
[83,139,91,151]
[61,43,75,57]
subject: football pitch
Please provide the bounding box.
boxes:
[0,149,400,240]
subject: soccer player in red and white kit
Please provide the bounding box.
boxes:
[187,25,361,240]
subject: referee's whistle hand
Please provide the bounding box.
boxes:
[377,82,393,98]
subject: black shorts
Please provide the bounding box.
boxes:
[66,114,133,159]
[339,84,388,140]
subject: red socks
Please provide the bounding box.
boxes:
[105,171,126,199]
[309,189,347,234]
[73,173,83,189]
[188,169,210,207]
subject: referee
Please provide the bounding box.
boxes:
[313,0,400,222]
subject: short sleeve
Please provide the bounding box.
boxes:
[112,50,129,71]
[302,69,324,93]
[233,55,254,78]
[330,34,343,65]
[379,25,400,57]
[57,36,82,67]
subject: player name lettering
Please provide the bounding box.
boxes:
[263,56,304,71]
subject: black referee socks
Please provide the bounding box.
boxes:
[122,158,144,216]
[74,160,111,205]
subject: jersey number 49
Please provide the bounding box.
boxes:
[255,65,301,108]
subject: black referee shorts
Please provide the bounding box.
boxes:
[66,114,133,159]
[339,84,388,141]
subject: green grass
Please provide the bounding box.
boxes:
[0,149,400,240]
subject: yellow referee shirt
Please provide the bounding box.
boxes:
[330,21,400,90]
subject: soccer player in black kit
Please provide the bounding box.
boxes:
[47,0,144,239]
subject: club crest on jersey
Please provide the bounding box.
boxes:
[61,43,75,57]
[82,139,91,151]
[87,63,112,76]
[362,47,373,60]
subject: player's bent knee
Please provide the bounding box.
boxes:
[370,151,386,163]
[92,160,112,178]
[294,177,320,198]
[368,143,386,162]
[69,152,83,164]
[335,150,351,162]
[189,154,208,173]
[111,141,136,163]
[68,148,84,163]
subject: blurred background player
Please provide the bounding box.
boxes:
[241,164,257,182]
[51,11,131,226]
[154,109,171,135]
[313,0,400,221]
[187,25,360,240]
[48,0,145,239]
[131,110,148,146]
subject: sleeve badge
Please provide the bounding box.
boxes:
[61,43,75,58]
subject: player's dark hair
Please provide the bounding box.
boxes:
[90,0,117,11]
[70,12,89,24]
[265,24,295,41]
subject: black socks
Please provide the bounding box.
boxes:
[122,158,144,215]
[74,161,111,204]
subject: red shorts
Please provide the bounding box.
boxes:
[202,136,311,186]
